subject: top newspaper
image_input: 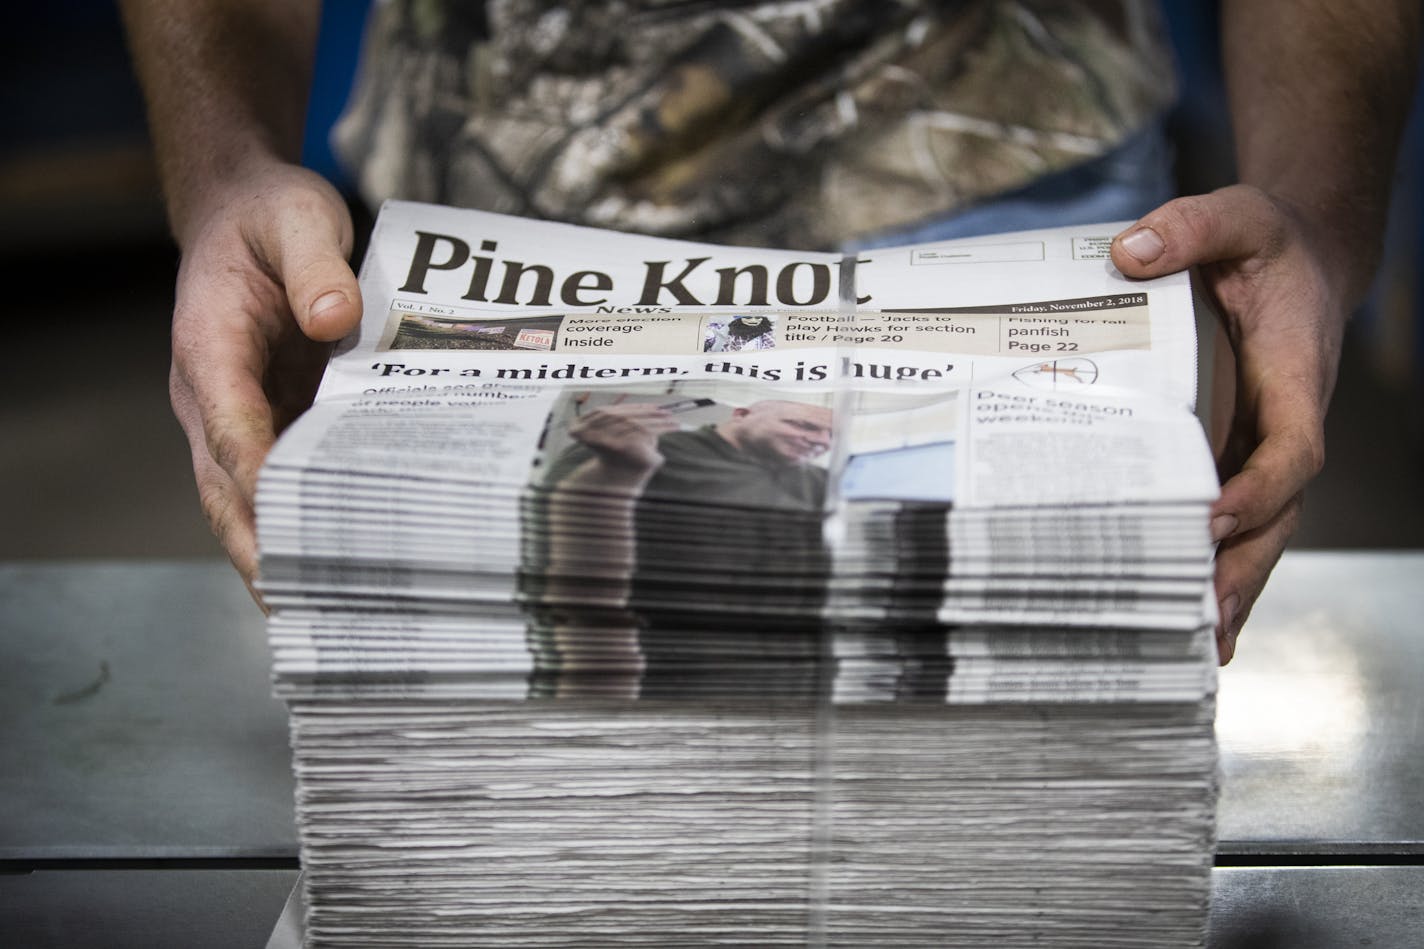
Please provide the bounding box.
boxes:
[299,200,1215,514]
[261,200,1223,659]
[265,205,1221,948]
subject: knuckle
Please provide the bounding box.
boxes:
[272,184,351,251]
[168,364,208,444]
[1228,184,1291,258]
[1280,495,1304,536]
[283,174,341,215]
[1165,195,1217,248]
[288,256,338,295]
[206,425,246,480]
[168,362,187,414]
[1305,428,1326,477]
[197,478,233,539]
[170,310,203,364]
[1228,183,1271,211]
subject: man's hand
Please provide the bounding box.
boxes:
[544,403,682,603]
[1111,185,1346,664]
[567,403,681,479]
[170,161,360,595]
[120,0,335,599]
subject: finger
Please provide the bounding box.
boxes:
[1212,493,1301,665]
[628,415,683,434]
[599,404,675,420]
[174,319,278,502]
[196,454,262,597]
[1207,321,1236,459]
[266,330,336,435]
[1111,186,1281,278]
[170,305,278,519]
[250,186,362,342]
[1211,373,1324,540]
[171,365,264,602]
[575,407,678,433]
[574,418,681,449]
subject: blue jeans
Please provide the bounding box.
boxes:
[845,124,1175,250]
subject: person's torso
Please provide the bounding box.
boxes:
[335,0,1175,248]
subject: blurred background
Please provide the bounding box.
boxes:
[1,2,1421,563]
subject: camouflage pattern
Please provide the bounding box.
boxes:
[333,0,1175,250]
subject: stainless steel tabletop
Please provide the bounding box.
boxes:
[3,553,1422,946]
[1217,551,1424,854]
[0,560,294,859]
[6,865,1418,949]
[1209,865,1424,948]
[1,868,299,949]
[259,866,1424,949]
[3,552,1423,859]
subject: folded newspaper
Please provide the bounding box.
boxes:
[259,203,1218,947]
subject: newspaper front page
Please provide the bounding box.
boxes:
[260,201,1220,678]
[302,200,1211,507]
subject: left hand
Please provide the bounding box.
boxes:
[168,162,360,600]
[1111,185,1349,664]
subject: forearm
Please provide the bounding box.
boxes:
[1223,0,1421,304]
[544,493,638,596]
[119,0,322,246]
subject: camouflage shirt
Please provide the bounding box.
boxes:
[334,0,1175,249]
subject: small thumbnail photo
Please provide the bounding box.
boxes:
[385,311,564,351]
[703,315,776,353]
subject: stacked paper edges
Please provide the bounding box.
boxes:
[259,373,1218,947]
[258,200,1220,947]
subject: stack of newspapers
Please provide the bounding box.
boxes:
[259,203,1219,947]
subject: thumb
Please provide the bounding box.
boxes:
[1110,185,1282,279]
[262,189,363,342]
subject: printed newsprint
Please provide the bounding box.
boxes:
[260,201,1219,643]
[262,207,1219,949]
[298,199,1213,505]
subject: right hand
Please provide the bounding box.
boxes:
[1111,186,1347,663]
[169,160,361,599]
[566,403,681,475]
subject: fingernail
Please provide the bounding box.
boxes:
[310,290,347,319]
[1210,514,1238,542]
[1219,592,1240,632]
[1118,227,1165,264]
[1217,592,1241,664]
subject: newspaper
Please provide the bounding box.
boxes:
[258,200,1220,683]
[263,204,1219,947]
[291,199,1211,510]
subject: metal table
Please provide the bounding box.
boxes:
[1,869,299,949]
[1216,552,1424,856]
[2,553,1421,946]
[0,561,292,860]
